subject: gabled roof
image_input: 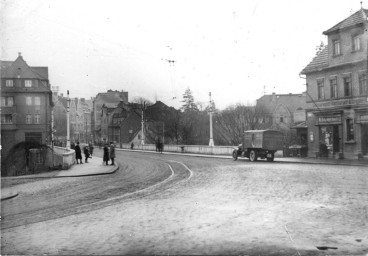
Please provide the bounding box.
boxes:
[256,93,307,115]
[323,8,368,35]
[300,47,328,74]
[1,55,48,80]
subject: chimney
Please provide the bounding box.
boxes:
[272,92,276,102]
[18,52,22,57]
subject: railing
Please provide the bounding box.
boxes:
[119,143,235,155]
[118,143,284,157]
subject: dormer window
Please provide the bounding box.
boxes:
[25,80,32,87]
[6,80,13,87]
[333,39,341,56]
[352,35,361,51]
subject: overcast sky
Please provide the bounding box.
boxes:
[0,0,362,109]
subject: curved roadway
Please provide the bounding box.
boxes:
[1,149,367,255]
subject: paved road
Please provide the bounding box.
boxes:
[1,150,367,255]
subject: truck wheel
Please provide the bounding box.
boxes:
[232,150,238,161]
[267,152,274,162]
[249,150,257,162]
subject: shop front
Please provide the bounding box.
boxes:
[316,114,342,158]
[356,112,368,157]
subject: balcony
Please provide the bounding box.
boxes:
[1,122,16,130]
[1,105,17,114]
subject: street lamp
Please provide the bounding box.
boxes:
[66,90,71,149]
[209,92,215,147]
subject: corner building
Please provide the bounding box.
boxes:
[1,54,53,162]
[301,8,368,159]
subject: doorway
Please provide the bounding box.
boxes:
[361,124,368,155]
[332,125,340,153]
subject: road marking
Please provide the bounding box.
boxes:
[167,160,194,181]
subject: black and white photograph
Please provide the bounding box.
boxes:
[1,0,368,255]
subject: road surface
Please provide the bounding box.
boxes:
[2,150,367,255]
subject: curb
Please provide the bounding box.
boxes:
[116,148,368,167]
[1,191,19,201]
[55,165,119,178]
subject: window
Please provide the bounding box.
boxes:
[1,97,14,106]
[1,114,13,124]
[359,73,367,95]
[333,39,341,55]
[330,77,338,98]
[34,96,41,105]
[35,114,40,124]
[6,80,13,87]
[25,80,32,87]
[352,35,361,51]
[26,96,32,105]
[317,79,325,99]
[346,119,354,141]
[280,116,284,123]
[26,114,32,124]
[343,76,352,97]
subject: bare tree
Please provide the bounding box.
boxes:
[214,103,268,145]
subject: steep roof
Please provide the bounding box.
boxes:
[300,47,328,74]
[256,93,308,115]
[1,55,48,80]
[323,8,368,35]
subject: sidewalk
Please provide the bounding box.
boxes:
[1,156,118,201]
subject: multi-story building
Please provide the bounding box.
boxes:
[1,53,53,174]
[1,53,53,175]
[92,90,128,143]
[301,8,368,159]
[256,92,308,130]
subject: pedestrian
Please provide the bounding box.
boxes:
[130,142,134,150]
[89,143,94,156]
[109,142,116,165]
[84,146,90,163]
[75,142,83,164]
[103,143,109,165]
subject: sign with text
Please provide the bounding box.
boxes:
[317,115,342,125]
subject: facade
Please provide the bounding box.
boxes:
[256,93,308,152]
[301,8,368,159]
[92,90,128,143]
[1,53,53,157]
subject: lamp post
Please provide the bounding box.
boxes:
[209,92,214,147]
[141,102,145,145]
[66,90,71,149]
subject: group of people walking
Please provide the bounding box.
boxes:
[74,141,115,165]
[103,142,115,166]
[74,142,94,164]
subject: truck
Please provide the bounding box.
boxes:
[232,130,284,162]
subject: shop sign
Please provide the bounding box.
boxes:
[318,98,366,108]
[317,116,341,125]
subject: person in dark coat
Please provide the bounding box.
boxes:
[84,146,90,163]
[75,142,83,164]
[103,143,109,165]
[89,143,94,156]
[109,142,116,165]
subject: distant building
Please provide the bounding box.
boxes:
[256,93,308,128]
[301,8,368,159]
[92,90,128,143]
[1,53,53,175]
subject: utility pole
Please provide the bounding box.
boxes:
[209,92,215,147]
